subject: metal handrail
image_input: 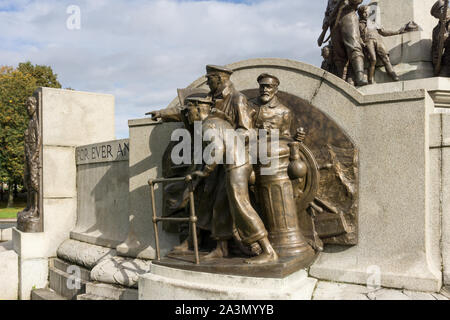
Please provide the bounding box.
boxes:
[148,175,200,265]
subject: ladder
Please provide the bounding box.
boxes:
[148,175,200,265]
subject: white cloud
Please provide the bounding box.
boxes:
[0,0,364,138]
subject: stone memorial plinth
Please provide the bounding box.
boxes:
[0,242,18,300]
[116,119,182,260]
[362,78,450,288]
[70,139,130,248]
[153,58,443,292]
[139,264,317,300]
[13,88,115,299]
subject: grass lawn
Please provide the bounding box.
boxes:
[0,199,26,219]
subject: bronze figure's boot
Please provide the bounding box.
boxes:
[170,239,190,255]
[352,56,368,86]
[385,62,400,81]
[244,237,278,265]
[204,240,229,260]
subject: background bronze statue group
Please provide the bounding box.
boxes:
[148,65,322,267]
[319,0,420,86]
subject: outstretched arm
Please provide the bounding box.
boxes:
[377,26,406,37]
[146,106,184,122]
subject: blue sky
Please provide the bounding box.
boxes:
[0,0,371,138]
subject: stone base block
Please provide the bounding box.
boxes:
[77,293,114,300]
[309,261,441,293]
[312,281,370,300]
[445,272,450,287]
[0,228,12,242]
[51,258,91,282]
[18,258,48,300]
[81,282,138,300]
[13,228,47,259]
[0,249,18,300]
[31,289,66,301]
[48,258,90,300]
[441,286,450,299]
[139,264,317,300]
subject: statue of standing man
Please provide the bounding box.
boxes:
[18,96,42,233]
[319,0,368,86]
[431,0,450,76]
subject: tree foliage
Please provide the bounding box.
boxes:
[0,62,62,202]
[17,62,62,89]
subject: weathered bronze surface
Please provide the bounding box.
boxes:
[148,66,272,263]
[17,94,43,233]
[187,93,279,265]
[358,5,417,84]
[251,74,315,259]
[244,88,359,246]
[319,1,419,85]
[431,0,450,76]
[146,66,359,277]
[154,249,318,278]
[319,0,367,86]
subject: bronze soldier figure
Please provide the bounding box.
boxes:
[188,98,278,264]
[321,44,355,85]
[252,74,314,259]
[320,45,336,74]
[204,65,253,131]
[319,0,368,86]
[148,65,253,132]
[17,96,42,232]
[358,5,410,84]
[431,0,450,76]
[146,65,255,257]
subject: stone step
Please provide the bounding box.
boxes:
[31,288,67,300]
[49,266,88,300]
[441,286,450,299]
[85,282,138,300]
[77,293,114,301]
[50,258,91,282]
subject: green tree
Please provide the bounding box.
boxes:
[17,62,62,89]
[0,62,62,207]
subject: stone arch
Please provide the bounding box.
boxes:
[168,58,369,147]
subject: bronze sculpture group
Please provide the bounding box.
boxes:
[319,0,418,86]
[148,66,319,268]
